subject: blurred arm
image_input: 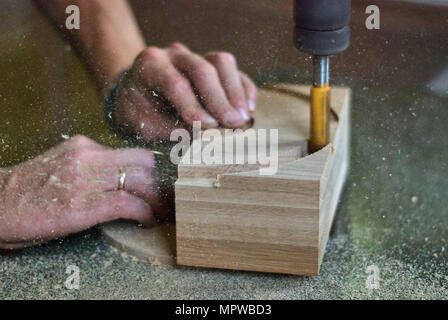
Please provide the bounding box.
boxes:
[33,0,146,96]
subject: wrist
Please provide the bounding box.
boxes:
[98,47,144,99]
[103,69,129,132]
[100,64,134,99]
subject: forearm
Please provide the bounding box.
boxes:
[34,0,146,96]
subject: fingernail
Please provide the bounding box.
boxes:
[238,108,250,122]
[202,114,219,127]
[224,110,244,125]
[248,100,256,112]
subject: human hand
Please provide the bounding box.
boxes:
[110,42,257,142]
[0,135,168,249]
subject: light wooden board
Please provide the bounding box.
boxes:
[175,84,350,276]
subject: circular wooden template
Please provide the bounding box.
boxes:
[101,221,176,266]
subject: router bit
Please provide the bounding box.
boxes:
[293,0,351,153]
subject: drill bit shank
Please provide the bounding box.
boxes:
[309,55,331,153]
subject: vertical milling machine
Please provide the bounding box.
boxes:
[293,0,351,152]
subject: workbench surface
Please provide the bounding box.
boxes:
[0,0,447,299]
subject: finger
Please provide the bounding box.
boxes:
[204,52,250,120]
[105,167,170,222]
[169,41,190,53]
[75,148,165,213]
[68,148,156,192]
[113,165,160,211]
[65,147,156,179]
[99,148,157,169]
[169,50,247,128]
[86,191,156,227]
[3,191,156,248]
[136,47,219,129]
[240,72,257,113]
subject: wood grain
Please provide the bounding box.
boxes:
[175,85,350,275]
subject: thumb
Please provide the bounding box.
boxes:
[86,191,156,228]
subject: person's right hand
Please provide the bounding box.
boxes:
[110,43,257,143]
[0,135,167,249]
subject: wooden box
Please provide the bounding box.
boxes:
[175,84,350,275]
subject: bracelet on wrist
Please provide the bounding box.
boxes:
[103,70,129,131]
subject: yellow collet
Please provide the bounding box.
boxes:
[309,83,331,153]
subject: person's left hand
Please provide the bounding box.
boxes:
[0,136,168,249]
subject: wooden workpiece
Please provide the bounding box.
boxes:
[175,84,350,276]
[102,84,350,275]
